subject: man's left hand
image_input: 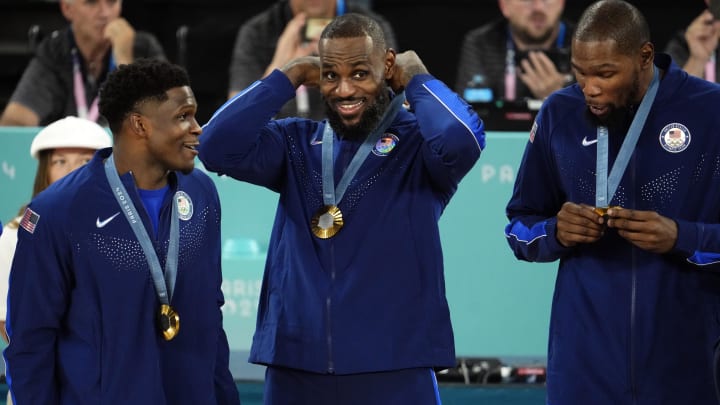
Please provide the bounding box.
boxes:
[606,207,678,254]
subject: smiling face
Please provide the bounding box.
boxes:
[139,86,201,175]
[319,35,393,140]
[571,38,648,128]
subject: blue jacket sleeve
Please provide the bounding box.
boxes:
[4,203,71,404]
[406,74,485,195]
[674,219,720,268]
[504,114,572,263]
[199,70,300,191]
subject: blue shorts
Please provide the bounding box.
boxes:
[263,366,442,405]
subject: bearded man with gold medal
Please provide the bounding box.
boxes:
[5,60,240,404]
[200,13,485,405]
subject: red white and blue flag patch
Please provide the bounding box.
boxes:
[19,207,40,234]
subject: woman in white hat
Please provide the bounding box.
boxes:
[0,116,111,396]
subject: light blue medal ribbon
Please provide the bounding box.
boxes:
[312,92,405,238]
[596,67,659,208]
[104,154,181,339]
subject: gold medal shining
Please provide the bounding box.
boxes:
[158,304,180,341]
[311,205,344,238]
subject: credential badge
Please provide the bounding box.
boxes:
[175,191,193,221]
[659,123,691,153]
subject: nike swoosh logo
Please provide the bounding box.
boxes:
[96,212,121,228]
[582,137,598,146]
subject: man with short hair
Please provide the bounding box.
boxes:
[456,0,573,102]
[4,59,240,404]
[202,13,485,405]
[0,0,165,127]
[505,1,720,403]
[227,0,397,120]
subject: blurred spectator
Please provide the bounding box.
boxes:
[227,0,397,120]
[456,0,574,103]
[0,0,165,127]
[664,0,720,81]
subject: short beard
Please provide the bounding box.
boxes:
[324,86,390,142]
[584,75,641,132]
[511,18,554,46]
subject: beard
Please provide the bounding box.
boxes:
[511,16,555,46]
[324,84,390,142]
[584,75,641,132]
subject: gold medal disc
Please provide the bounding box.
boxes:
[311,205,344,239]
[159,304,180,341]
[593,205,621,220]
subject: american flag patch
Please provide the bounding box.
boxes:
[529,121,538,143]
[19,207,40,234]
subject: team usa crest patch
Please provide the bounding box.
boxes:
[175,191,193,221]
[372,133,399,156]
[659,123,691,153]
[19,207,40,234]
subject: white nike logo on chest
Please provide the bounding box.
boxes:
[96,212,121,228]
[582,136,598,146]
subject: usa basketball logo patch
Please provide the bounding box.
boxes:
[659,123,691,153]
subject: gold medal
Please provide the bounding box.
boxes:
[311,205,344,238]
[593,205,621,220]
[158,304,180,341]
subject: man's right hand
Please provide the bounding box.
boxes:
[556,202,605,247]
[281,56,321,89]
[683,9,720,77]
[264,13,319,78]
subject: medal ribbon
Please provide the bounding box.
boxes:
[104,154,179,305]
[321,91,405,207]
[595,67,659,207]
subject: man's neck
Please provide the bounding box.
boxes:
[73,30,111,77]
[112,150,170,191]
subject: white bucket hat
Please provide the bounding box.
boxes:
[30,116,112,159]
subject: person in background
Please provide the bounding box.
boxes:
[664,0,720,82]
[0,116,110,405]
[455,0,574,103]
[227,0,397,120]
[201,13,485,405]
[3,59,240,404]
[0,0,166,127]
[505,1,720,403]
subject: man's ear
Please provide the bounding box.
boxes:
[384,48,396,80]
[128,113,149,138]
[640,42,654,68]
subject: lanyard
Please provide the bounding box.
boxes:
[104,154,179,305]
[706,54,716,83]
[595,67,659,207]
[505,22,566,101]
[71,48,116,122]
[321,92,405,207]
